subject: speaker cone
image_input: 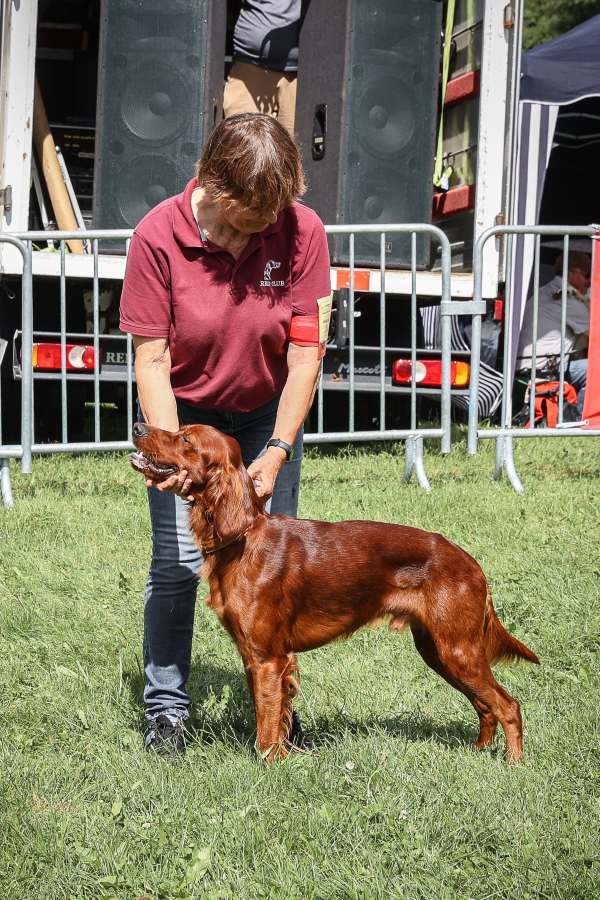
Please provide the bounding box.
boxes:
[347,166,409,226]
[117,155,187,226]
[355,77,415,160]
[343,166,417,261]
[121,63,188,144]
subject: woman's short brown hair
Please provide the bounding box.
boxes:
[195,113,306,215]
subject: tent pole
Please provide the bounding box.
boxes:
[505,0,524,230]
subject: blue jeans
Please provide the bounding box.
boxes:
[142,395,303,722]
[567,358,587,417]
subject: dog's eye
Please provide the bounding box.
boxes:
[181,435,191,446]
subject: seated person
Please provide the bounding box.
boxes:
[516,250,591,417]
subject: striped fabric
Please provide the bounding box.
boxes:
[509,101,559,380]
[420,306,503,418]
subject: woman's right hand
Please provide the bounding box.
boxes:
[133,336,193,499]
[146,470,194,501]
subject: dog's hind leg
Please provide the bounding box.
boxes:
[249,654,298,761]
[430,635,524,762]
[411,627,499,751]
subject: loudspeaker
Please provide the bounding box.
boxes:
[296,0,441,268]
[94,0,226,232]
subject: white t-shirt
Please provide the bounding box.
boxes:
[516,274,590,369]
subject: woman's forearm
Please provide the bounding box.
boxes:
[272,343,321,444]
[246,343,320,497]
[133,336,179,432]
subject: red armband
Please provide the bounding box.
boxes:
[289,315,327,359]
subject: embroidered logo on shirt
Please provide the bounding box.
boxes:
[261,260,284,287]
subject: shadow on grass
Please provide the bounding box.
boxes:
[124,655,493,759]
[305,709,489,756]
[122,656,254,743]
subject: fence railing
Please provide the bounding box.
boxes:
[1,223,467,504]
[310,224,469,489]
[468,224,599,492]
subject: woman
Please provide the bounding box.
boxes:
[119,113,331,756]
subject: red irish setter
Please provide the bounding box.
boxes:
[131,423,539,762]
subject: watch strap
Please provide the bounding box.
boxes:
[267,438,294,460]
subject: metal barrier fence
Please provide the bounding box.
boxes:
[468,224,599,493]
[0,230,135,508]
[0,223,467,505]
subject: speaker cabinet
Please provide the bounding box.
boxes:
[94,0,226,233]
[296,0,441,268]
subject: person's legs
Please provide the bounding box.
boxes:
[143,488,203,726]
[274,72,297,136]
[261,431,303,516]
[224,61,280,119]
[567,358,587,417]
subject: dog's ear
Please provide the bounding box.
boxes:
[204,457,260,544]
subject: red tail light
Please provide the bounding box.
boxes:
[392,359,470,388]
[32,343,101,371]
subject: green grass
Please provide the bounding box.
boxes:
[1,435,600,899]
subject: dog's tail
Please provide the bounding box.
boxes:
[483,587,540,667]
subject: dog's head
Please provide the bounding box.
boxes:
[130,423,262,547]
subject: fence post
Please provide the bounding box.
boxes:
[20,240,33,473]
[0,236,35,474]
[468,231,486,454]
[0,457,13,508]
[439,230,452,454]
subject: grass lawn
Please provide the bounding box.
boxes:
[1,434,599,899]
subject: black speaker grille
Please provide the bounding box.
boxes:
[121,63,190,145]
[356,77,416,159]
[296,0,441,268]
[341,0,441,266]
[117,155,187,228]
[94,0,225,234]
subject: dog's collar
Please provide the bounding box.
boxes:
[201,513,262,556]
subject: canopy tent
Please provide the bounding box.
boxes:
[510,14,600,384]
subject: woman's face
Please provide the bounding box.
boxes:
[218,202,280,234]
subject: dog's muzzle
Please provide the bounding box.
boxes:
[129,451,178,477]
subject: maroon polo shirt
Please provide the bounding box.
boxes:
[119,178,331,412]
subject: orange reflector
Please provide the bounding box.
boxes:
[454,360,470,386]
[336,269,371,291]
[392,359,470,388]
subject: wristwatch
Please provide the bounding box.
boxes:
[267,438,294,461]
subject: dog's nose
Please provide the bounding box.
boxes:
[132,422,148,438]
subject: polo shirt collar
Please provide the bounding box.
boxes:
[172,178,284,250]
[172,178,204,249]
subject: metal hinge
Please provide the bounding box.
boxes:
[0,185,12,213]
[503,3,515,29]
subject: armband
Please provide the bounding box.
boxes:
[289,315,319,346]
[289,294,333,360]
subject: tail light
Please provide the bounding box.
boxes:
[392,359,470,388]
[32,343,101,371]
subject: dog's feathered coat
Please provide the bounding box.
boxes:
[131,422,539,761]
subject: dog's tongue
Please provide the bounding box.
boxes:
[129,452,150,473]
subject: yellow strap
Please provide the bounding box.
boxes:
[433,0,456,188]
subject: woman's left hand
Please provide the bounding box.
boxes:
[247,446,287,499]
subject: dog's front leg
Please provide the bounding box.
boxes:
[250,656,296,762]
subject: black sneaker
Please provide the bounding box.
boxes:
[145,714,185,758]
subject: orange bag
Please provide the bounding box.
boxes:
[524,381,579,428]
